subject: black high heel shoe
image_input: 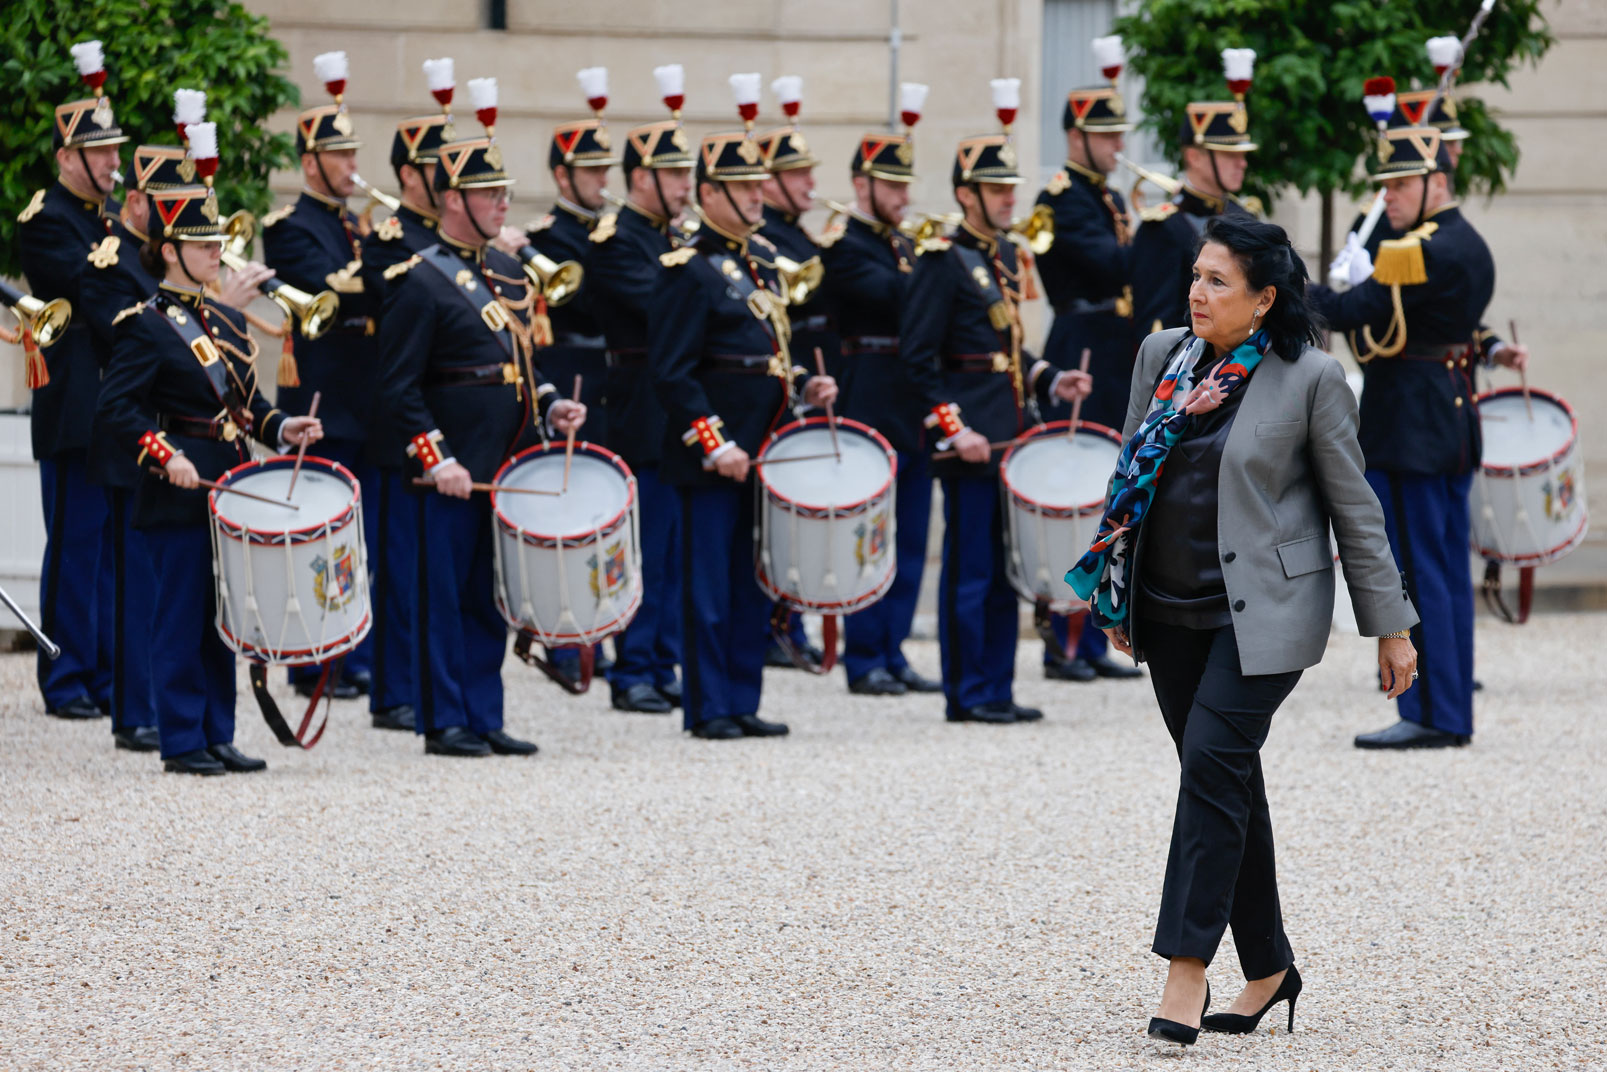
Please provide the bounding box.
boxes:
[1201,964,1302,1034]
[1147,981,1210,1046]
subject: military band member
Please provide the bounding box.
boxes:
[94,182,323,774]
[825,113,940,697]
[649,126,839,740]
[355,60,458,733]
[586,66,695,715]
[902,120,1092,724]
[1310,127,1523,750]
[1130,49,1259,338]
[1033,37,1144,685]
[262,51,378,700]
[377,110,586,758]
[17,41,127,722]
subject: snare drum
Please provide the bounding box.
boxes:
[755,417,897,614]
[999,420,1124,612]
[490,441,642,645]
[210,456,371,666]
[1471,387,1589,565]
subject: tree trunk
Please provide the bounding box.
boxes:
[1319,189,1334,277]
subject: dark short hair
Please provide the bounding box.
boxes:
[138,236,168,279]
[1198,215,1324,362]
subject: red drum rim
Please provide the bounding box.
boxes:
[491,440,637,544]
[1000,420,1123,517]
[210,455,361,544]
[496,586,644,645]
[1476,387,1578,477]
[757,416,897,514]
[755,558,896,614]
[218,608,372,666]
[1475,513,1589,566]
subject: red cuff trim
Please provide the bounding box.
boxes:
[408,430,447,470]
[925,403,965,440]
[681,416,727,456]
[138,430,175,467]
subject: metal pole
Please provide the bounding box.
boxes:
[888,0,901,132]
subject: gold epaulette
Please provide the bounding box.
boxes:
[588,213,617,244]
[17,189,46,223]
[816,220,846,249]
[915,236,951,256]
[88,235,122,269]
[374,216,403,242]
[325,258,364,293]
[750,233,777,254]
[1138,202,1178,224]
[383,254,422,281]
[659,247,698,268]
[261,204,295,228]
[527,214,556,233]
[1044,170,1070,196]
[112,302,145,325]
[1372,221,1438,288]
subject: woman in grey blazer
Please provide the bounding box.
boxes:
[1067,216,1419,1046]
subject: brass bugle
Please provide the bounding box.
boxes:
[223,209,256,258]
[515,245,583,306]
[0,280,72,349]
[750,254,823,306]
[1118,154,1261,218]
[351,172,401,213]
[1009,203,1055,255]
[220,248,340,340]
[898,212,959,246]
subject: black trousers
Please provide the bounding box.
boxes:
[1143,619,1302,978]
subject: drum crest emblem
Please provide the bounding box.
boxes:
[311,545,358,611]
[588,540,628,600]
[854,512,889,568]
[1543,468,1577,522]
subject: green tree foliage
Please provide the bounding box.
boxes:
[1114,0,1555,211]
[1,0,298,278]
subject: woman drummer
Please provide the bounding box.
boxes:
[94,182,322,775]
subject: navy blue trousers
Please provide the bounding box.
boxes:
[288,438,376,685]
[1045,611,1110,665]
[104,489,156,732]
[611,466,682,690]
[37,456,109,710]
[1368,469,1475,737]
[844,449,932,681]
[147,525,237,758]
[938,476,1019,713]
[679,483,772,729]
[369,469,418,712]
[412,493,507,735]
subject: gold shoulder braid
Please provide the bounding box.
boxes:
[88,235,121,269]
[383,254,422,280]
[17,190,46,223]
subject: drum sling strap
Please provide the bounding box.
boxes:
[152,294,253,431]
[1481,562,1535,625]
[511,632,597,695]
[951,243,1030,417]
[416,245,518,359]
[248,660,337,749]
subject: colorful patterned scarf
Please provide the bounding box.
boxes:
[1065,330,1270,629]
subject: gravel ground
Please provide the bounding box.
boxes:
[2,614,1603,1072]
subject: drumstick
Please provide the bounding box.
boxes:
[752,452,852,466]
[931,441,1015,462]
[285,390,321,501]
[410,477,561,497]
[1508,319,1532,421]
[814,346,840,462]
[1065,347,1092,441]
[561,374,581,493]
[149,468,300,510]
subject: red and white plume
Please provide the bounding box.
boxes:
[1222,48,1256,99]
[899,82,929,131]
[314,51,349,104]
[991,77,1021,132]
[729,72,761,129]
[422,57,454,111]
[577,66,608,116]
[467,77,498,135]
[654,64,686,117]
[186,121,219,185]
[173,88,206,144]
[1363,76,1396,129]
[1092,35,1125,83]
[771,75,803,121]
[1426,36,1463,78]
[70,40,107,95]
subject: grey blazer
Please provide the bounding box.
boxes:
[1121,328,1419,675]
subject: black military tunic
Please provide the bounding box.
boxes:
[1034,161,1136,430]
[758,204,839,387]
[587,203,673,470]
[822,212,919,453]
[82,218,158,489]
[525,199,609,445]
[1129,187,1251,339]
[359,203,439,466]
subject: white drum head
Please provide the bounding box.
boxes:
[762,427,891,508]
[1005,434,1120,509]
[1480,393,1572,469]
[213,463,354,530]
[498,451,630,538]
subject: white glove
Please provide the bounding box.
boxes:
[1328,233,1373,292]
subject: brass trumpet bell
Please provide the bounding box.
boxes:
[772,255,824,306]
[1009,204,1056,255]
[516,246,584,307]
[898,212,960,246]
[352,172,401,214]
[221,249,340,340]
[0,282,72,349]
[222,209,256,259]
